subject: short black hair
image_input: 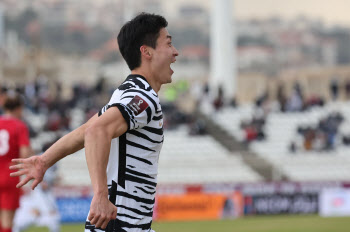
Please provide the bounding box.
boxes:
[4,93,23,111]
[117,12,168,70]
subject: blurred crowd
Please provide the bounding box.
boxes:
[246,78,350,147]
[290,112,344,153]
[193,77,350,152]
[0,75,209,153]
[3,75,350,153]
[1,76,107,137]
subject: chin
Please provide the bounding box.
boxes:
[164,74,172,84]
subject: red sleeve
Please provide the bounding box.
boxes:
[18,122,30,147]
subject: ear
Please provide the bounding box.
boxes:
[140,45,152,60]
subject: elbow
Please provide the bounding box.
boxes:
[84,124,98,140]
[84,124,110,142]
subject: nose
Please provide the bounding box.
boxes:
[173,46,179,57]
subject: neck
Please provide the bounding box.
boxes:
[4,112,18,119]
[131,68,161,93]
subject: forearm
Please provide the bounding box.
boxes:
[41,114,98,169]
[84,126,111,197]
[41,125,86,167]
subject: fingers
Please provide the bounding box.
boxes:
[16,176,33,188]
[95,215,113,229]
[11,158,26,163]
[10,169,27,177]
[89,212,116,229]
[9,164,24,170]
[94,214,105,229]
[101,210,117,229]
[100,218,110,230]
[89,213,100,226]
[88,199,118,229]
[31,179,41,190]
[112,208,118,219]
[88,212,94,222]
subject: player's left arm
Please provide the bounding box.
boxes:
[10,113,100,189]
[85,106,128,229]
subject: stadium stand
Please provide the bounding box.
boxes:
[158,126,262,184]
[212,101,350,182]
[53,125,263,186]
[211,104,255,141]
[12,77,350,186]
[57,149,91,186]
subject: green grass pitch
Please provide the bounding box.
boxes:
[24,215,350,232]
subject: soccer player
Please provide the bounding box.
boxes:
[10,13,178,232]
[0,93,31,232]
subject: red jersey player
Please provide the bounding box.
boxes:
[0,94,31,232]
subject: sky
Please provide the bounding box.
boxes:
[164,0,350,26]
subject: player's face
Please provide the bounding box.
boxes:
[150,28,179,85]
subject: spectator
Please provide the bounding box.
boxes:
[289,141,297,153]
[276,84,287,112]
[213,86,224,111]
[189,119,207,136]
[287,89,303,112]
[293,112,344,152]
[303,129,315,150]
[330,77,339,101]
[345,79,350,99]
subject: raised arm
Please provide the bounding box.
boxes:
[10,113,99,189]
[42,113,99,167]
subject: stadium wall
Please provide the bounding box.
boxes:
[53,181,350,223]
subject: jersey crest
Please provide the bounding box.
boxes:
[126,95,149,116]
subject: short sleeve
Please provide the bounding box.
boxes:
[99,89,154,131]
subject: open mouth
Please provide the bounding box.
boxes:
[170,60,176,73]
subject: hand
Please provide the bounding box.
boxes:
[88,193,118,229]
[10,156,47,190]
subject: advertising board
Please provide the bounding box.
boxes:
[319,188,350,217]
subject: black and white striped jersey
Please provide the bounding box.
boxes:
[85,74,163,232]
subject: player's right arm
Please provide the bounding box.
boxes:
[10,113,99,190]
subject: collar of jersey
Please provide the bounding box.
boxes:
[126,74,158,96]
